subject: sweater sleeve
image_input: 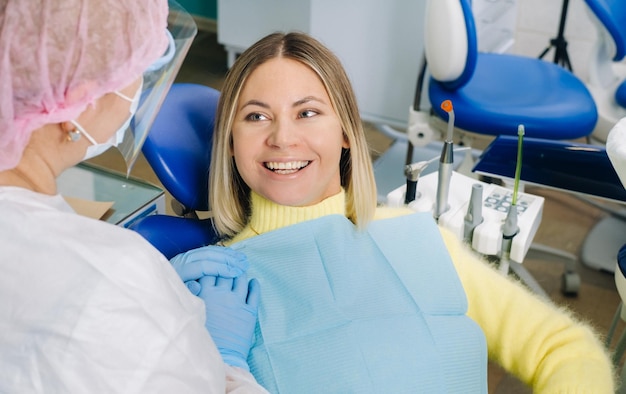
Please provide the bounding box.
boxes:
[439,227,616,393]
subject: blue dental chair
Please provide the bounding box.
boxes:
[128,83,220,259]
[422,0,598,144]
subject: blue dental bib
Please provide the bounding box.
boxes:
[232,212,487,393]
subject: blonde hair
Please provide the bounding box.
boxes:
[209,32,377,238]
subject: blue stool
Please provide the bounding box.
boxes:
[424,0,597,144]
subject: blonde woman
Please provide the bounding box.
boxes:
[180,32,614,392]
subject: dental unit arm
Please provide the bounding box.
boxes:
[387,102,544,265]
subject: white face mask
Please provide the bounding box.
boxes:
[73,80,143,161]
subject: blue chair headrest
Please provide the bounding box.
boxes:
[142,83,220,212]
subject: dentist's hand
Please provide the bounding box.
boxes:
[199,273,260,370]
[170,246,249,295]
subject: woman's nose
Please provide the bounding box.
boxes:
[267,119,298,148]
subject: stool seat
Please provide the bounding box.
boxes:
[429,53,598,139]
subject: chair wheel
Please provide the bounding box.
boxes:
[561,272,580,297]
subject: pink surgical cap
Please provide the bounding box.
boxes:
[0,0,169,171]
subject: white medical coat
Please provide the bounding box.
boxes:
[0,186,266,393]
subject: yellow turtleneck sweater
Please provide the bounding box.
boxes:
[226,190,615,393]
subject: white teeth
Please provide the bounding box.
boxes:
[265,161,310,171]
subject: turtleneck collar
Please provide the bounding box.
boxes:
[226,190,346,245]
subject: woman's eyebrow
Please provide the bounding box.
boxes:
[239,96,327,110]
[293,96,326,107]
[240,99,269,110]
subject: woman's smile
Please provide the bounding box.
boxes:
[264,160,311,175]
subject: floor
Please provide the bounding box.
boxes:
[90,31,624,393]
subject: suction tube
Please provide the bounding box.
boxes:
[404,161,429,204]
[500,125,525,272]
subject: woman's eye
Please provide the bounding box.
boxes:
[299,109,318,118]
[245,113,267,122]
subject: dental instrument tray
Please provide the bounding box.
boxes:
[386,171,544,264]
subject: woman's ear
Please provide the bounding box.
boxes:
[342,132,350,149]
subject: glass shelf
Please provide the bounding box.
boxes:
[58,162,165,227]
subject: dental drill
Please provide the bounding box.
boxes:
[404,161,430,204]
[499,125,525,275]
[434,100,455,221]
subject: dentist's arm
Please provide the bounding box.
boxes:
[198,272,266,392]
[170,246,268,392]
[198,273,260,371]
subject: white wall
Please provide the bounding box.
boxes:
[511,0,598,82]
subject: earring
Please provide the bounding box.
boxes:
[67,128,81,142]
[63,120,81,142]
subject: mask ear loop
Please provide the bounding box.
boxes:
[69,120,98,146]
[113,90,135,102]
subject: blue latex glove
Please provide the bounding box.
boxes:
[170,246,249,295]
[199,273,260,371]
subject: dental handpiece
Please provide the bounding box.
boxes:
[502,124,525,244]
[463,183,483,243]
[434,100,455,220]
[404,161,429,204]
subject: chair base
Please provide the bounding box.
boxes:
[526,242,581,296]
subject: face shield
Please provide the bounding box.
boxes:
[117,0,197,175]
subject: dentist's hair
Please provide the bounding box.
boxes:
[209,31,377,238]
